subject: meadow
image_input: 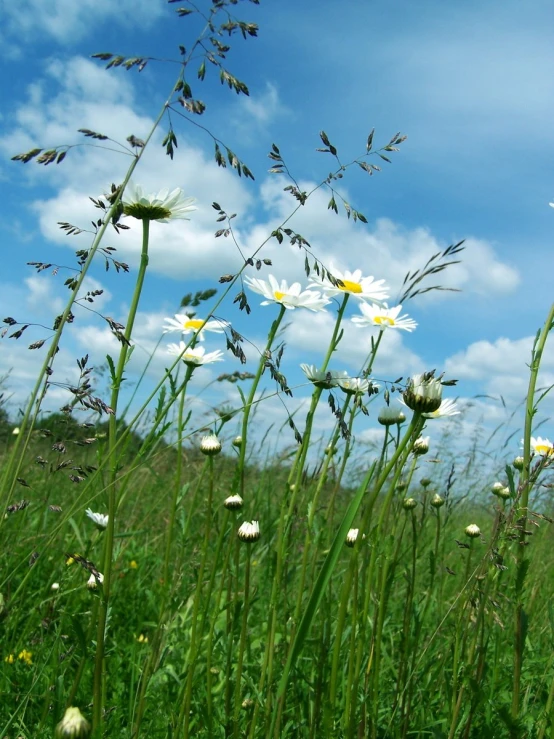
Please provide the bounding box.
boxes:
[2,2,554,738]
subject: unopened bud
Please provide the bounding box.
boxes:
[430,493,445,508]
[465,524,481,539]
[200,434,221,456]
[403,497,417,510]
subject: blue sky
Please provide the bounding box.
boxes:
[1,0,553,470]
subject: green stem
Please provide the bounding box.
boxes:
[92,218,150,735]
[234,547,252,737]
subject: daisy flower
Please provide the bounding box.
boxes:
[309,267,389,302]
[167,343,224,367]
[402,373,443,414]
[244,275,330,312]
[300,364,348,389]
[238,520,260,542]
[162,314,227,341]
[351,303,417,332]
[85,509,108,530]
[422,398,460,419]
[529,436,554,456]
[122,183,196,222]
[337,376,372,395]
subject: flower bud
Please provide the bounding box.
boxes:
[412,436,430,456]
[345,528,365,547]
[430,493,444,508]
[513,456,525,471]
[238,520,260,543]
[465,524,481,539]
[224,494,243,510]
[232,436,243,448]
[420,477,432,488]
[403,497,417,510]
[200,434,221,456]
[87,572,104,590]
[51,582,60,591]
[396,480,408,492]
[403,373,442,414]
[377,406,405,426]
[491,481,505,495]
[242,698,255,710]
[55,707,91,738]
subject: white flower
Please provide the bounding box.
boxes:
[402,373,443,414]
[200,434,222,455]
[300,364,348,389]
[338,376,372,395]
[85,509,108,530]
[529,436,554,457]
[163,314,227,341]
[55,706,91,738]
[465,524,481,539]
[351,303,417,332]
[87,572,104,589]
[309,267,389,302]
[244,274,330,312]
[12,427,20,435]
[51,582,60,591]
[238,520,260,542]
[345,528,365,547]
[422,398,460,419]
[167,343,224,367]
[122,182,196,222]
[224,494,244,510]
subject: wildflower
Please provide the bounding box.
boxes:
[18,649,32,665]
[430,493,445,508]
[244,274,330,312]
[55,706,91,738]
[377,406,406,426]
[200,434,222,456]
[309,267,389,302]
[420,477,432,488]
[300,364,348,390]
[529,436,554,457]
[163,314,227,341]
[224,494,244,510]
[513,456,525,471]
[402,373,443,415]
[491,482,505,496]
[396,480,408,492]
[238,520,260,543]
[85,509,108,530]
[129,560,138,569]
[422,398,460,419]
[465,524,481,539]
[51,582,60,591]
[122,183,196,222]
[403,498,417,510]
[351,303,417,332]
[412,436,430,456]
[232,436,243,448]
[242,698,255,710]
[5,654,14,664]
[137,634,148,644]
[337,376,372,396]
[325,445,337,456]
[12,427,20,435]
[167,343,224,367]
[87,572,104,590]
[345,528,365,547]
[497,487,511,500]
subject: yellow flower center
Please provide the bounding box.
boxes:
[374,315,395,327]
[338,279,362,293]
[274,291,286,301]
[184,319,204,331]
[536,444,553,455]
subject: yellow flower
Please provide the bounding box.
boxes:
[130,560,138,569]
[18,649,33,665]
[137,634,148,643]
[5,654,15,664]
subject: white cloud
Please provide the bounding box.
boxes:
[2,0,164,45]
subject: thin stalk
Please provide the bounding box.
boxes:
[233,546,253,737]
[92,218,151,736]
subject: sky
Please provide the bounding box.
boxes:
[1,0,553,476]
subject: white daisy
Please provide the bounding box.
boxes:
[167,343,224,367]
[422,398,460,419]
[85,508,108,530]
[87,572,104,589]
[122,182,196,222]
[244,275,330,312]
[351,303,417,332]
[309,267,389,302]
[337,376,372,395]
[528,436,554,456]
[237,520,260,542]
[402,373,443,414]
[300,364,348,389]
[162,314,227,341]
